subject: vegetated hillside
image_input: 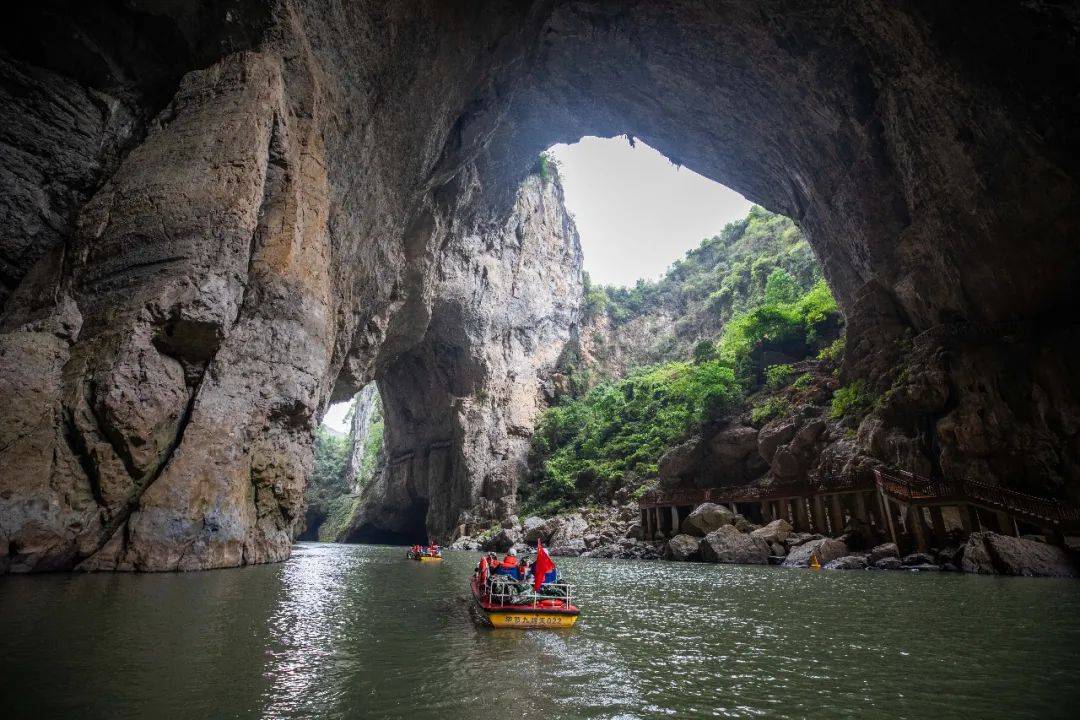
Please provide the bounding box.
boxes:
[522,207,844,515]
[303,390,385,541]
[569,206,824,384]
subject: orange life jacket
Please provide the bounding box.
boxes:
[500,555,518,568]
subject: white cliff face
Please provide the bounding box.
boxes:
[342,383,382,494]
[343,172,584,544]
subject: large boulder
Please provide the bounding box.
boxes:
[548,513,588,547]
[872,557,904,570]
[550,538,587,557]
[483,527,521,552]
[664,533,702,561]
[782,537,849,568]
[682,503,735,537]
[751,518,793,545]
[866,542,899,564]
[758,418,797,463]
[658,438,703,487]
[709,425,759,462]
[770,446,805,479]
[521,516,551,543]
[700,525,770,565]
[824,555,868,570]
[962,531,1078,577]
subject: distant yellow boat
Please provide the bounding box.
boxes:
[809,553,822,570]
[407,550,443,562]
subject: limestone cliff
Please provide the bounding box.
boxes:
[0,1,1077,572]
[341,171,583,544]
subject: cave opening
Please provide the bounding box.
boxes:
[1,1,1075,575]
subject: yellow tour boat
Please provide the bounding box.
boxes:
[470,576,579,628]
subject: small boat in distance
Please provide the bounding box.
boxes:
[407,544,443,562]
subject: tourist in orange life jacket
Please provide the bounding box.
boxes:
[493,547,521,579]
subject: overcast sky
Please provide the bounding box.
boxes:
[548,136,752,287]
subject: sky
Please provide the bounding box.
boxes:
[323,402,352,433]
[548,136,752,287]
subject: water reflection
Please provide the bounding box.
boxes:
[2,543,1079,720]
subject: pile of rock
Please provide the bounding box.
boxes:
[448,503,658,560]
[659,502,1079,578]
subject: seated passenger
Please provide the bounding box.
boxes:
[494,548,521,580]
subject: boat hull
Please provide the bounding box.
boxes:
[485,611,578,628]
[412,555,442,562]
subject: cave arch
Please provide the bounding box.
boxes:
[1,1,1077,570]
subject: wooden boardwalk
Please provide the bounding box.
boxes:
[638,468,1080,551]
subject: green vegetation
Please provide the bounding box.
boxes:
[528,206,846,513]
[829,380,876,421]
[305,426,353,537]
[792,372,813,390]
[750,396,791,426]
[522,360,741,515]
[584,206,822,331]
[717,278,840,381]
[307,392,385,541]
[764,363,794,390]
[536,152,561,183]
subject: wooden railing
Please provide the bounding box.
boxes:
[874,468,1080,525]
[638,474,868,508]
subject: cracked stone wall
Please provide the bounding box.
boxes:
[1,1,1078,571]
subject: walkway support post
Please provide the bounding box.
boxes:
[829,494,845,534]
[928,506,948,546]
[907,506,929,552]
[854,492,869,523]
[878,487,900,549]
[671,506,680,534]
[812,495,828,534]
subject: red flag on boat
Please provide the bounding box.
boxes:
[533,539,555,591]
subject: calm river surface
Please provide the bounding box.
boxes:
[2,542,1079,719]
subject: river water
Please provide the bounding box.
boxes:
[2,542,1078,719]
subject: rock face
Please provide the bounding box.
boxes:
[751,519,794,546]
[1,2,1079,572]
[339,172,583,544]
[962,532,1078,578]
[341,384,383,493]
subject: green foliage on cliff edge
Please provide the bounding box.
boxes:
[306,426,352,518]
[522,360,741,515]
[585,205,821,329]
